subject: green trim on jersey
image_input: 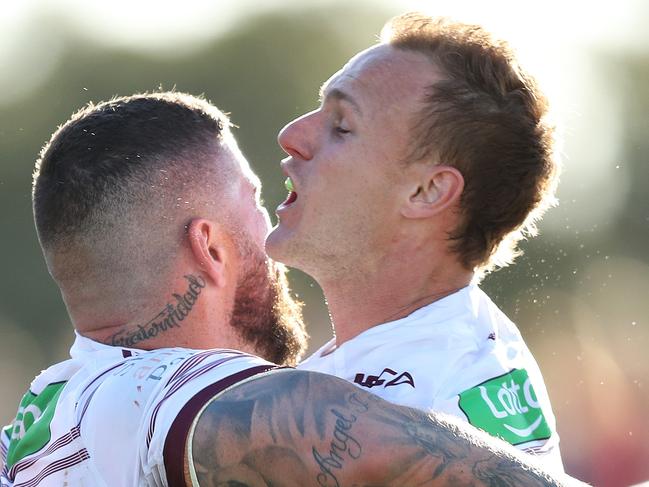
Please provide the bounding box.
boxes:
[5,381,67,468]
[458,368,551,445]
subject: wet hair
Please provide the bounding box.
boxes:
[382,13,560,274]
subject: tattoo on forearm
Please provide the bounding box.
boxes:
[396,411,562,486]
[108,274,205,347]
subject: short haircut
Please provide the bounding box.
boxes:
[33,92,232,280]
[382,13,560,274]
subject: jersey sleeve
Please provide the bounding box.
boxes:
[138,350,282,486]
[1,424,10,481]
[432,340,565,473]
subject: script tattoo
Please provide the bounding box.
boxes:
[312,393,369,487]
[109,274,205,347]
[191,371,569,487]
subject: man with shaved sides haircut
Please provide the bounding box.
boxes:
[30,92,304,363]
[1,92,580,486]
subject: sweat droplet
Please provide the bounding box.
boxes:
[285,177,294,192]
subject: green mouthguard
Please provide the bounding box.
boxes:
[285,177,294,192]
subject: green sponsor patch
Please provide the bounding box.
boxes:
[458,369,551,445]
[5,381,66,468]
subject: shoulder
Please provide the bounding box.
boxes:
[83,347,273,435]
[80,347,275,485]
[141,349,279,486]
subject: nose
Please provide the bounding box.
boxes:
[277,111,316,161]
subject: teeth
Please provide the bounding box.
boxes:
[285,177,294,193]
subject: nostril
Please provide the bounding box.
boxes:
[284,147,307,161]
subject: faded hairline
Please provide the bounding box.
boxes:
[34,92,239,294]
[47,155,230,303]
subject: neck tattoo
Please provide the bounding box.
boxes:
[108,274,206,348]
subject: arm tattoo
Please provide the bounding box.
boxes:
[312,393,366,487]
[108,274,205,347]
[190,370,579,487]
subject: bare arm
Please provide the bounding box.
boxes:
[187,369,582,487]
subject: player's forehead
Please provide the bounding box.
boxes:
[318,47,377,102]
[319,44,432,113]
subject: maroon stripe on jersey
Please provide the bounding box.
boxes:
[165,350,223,386]
[146,354,248,446]
[1,435,7,461]
[77,360,135,426]
[77,361,130,425]
[1,436,8,480]
[14,448,90,487]
[122,349,133,358]
[8,426,81,480]
[79,361,127,397]
[164,355,244,401]
[165,351,210,385]
[166,349,246,387]
[163,365,282,487]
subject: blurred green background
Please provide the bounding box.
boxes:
[1,1,648,485]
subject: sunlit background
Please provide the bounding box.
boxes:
[1,1,648,485]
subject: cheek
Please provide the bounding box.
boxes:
[308,143,363,187]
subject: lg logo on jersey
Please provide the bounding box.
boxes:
[353,368,415,389]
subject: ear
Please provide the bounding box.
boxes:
[401,165,464,219]
[187,218,231,288]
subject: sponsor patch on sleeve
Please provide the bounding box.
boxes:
[458,368,551,445]
[5,381,66,468]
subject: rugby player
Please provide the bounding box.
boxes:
[267,13,564,471]
[0,93,578,486]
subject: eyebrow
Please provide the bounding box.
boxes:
[318,85,363,117]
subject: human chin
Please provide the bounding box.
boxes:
[264,222,297,265]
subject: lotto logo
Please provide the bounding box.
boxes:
[458,369,551,445]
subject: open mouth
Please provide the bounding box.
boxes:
[284,191,298,205]
[281,176,298,206]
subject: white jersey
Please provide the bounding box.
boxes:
[299,284,564,472]
[1,333,279,486]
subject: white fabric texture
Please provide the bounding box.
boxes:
[1,333,273,486]
[298,284,564,472]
